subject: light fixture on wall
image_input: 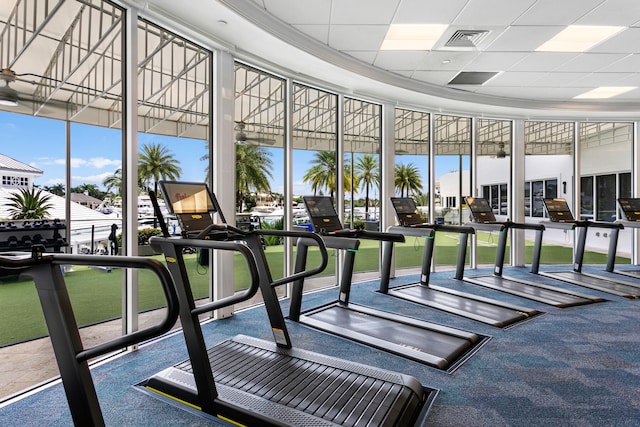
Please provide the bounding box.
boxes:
[0,68,18,107]
[496,142,506,158]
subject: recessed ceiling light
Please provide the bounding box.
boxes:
[573,86,636,99]
[380,24,448,51]
[536,25,624,52]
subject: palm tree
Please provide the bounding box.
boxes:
[138,143,182,196]
[103,168,122,196]
[44,183,65,197]
[236,143,273,211]
[394,163,423,197]
[303,151,352,199]
[7,188,54,220]
[354,154,380,220]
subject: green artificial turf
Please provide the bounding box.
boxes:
[0,233,628,346]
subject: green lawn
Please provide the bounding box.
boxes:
[0,233,629,346]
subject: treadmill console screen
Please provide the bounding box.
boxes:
[543,198,575,222]
[391,198,418,214]
[465,197,496,223]
[160,181,216,215]
[305,197,338,217]
[618,198,640,221]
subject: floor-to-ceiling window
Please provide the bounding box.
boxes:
[434,114,472,264]
[393,108,430,271]
[344,97,381,274]
[292,83,338,285]
[525,121,574,264]
[476,118,512,264]
[233,63,286,299]
[579,122,632,264]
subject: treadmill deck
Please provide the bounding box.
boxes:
[388,283,539,328]
[540,270,640,299]
[142,335,437,426]
[299,303,487,371]
[463,274,605,307]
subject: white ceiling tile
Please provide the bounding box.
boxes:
[572,72,633,86]
[590,27,640,53]
[373,51,429,71]
[513,0,604,25]
[509,52,578,71]
[487,26,565,52]
[477,86,586,100]
[452,0,538,26]
[392,0,470,24]
[576,0,640,26]
[531,72,591,86]
[293,25,330,44]
[328,25,388,50]
[487,71,547,86]
[342,50,379,64]
[262,0,331,25]
[554,53,629,72]
[599,54,640,72]
[419,51,479,71]
[330,0,400,25]
[411,70,460,85]
[462,52,530,72]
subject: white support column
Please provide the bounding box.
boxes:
[123,7,139,338]
[511,119,526,266]
[469,117,478,269]
[633,121,640,264]
[573,122,580,258]
[336,94,345,278]
[212,51,235,319]
[381,103,395,277]
[284,79,293,279]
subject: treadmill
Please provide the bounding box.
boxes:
[539,198,640,299]
[462,197,604,307]
[140,182,438,426]
[604,198,640,279]
[379,197,540,328]
[289,196,488,372]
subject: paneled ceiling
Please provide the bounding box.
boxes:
[145,0,640,118]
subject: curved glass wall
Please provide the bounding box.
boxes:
[1,0,639,399]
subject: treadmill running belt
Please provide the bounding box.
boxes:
[463,275,604,307]
[389,284,537,327]
[300,304,485,370]
[142,335,435,426]
[540,270,640,299]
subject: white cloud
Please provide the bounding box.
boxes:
[72,171,114,184]
[88,157,121,169]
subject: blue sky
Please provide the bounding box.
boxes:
[0,111,462,196]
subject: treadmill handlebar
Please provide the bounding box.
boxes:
[2,246,180,363]
[148,235,261,317]
[584,220,624,230]
[502,221,545,231]
[267,229,329,288]
[432,223,475,234]
[464,222,506,232]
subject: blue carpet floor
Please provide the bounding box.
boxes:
[1,265,640,426]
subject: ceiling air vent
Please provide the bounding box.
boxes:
[444,30,490,49]
[448,71,498,85]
